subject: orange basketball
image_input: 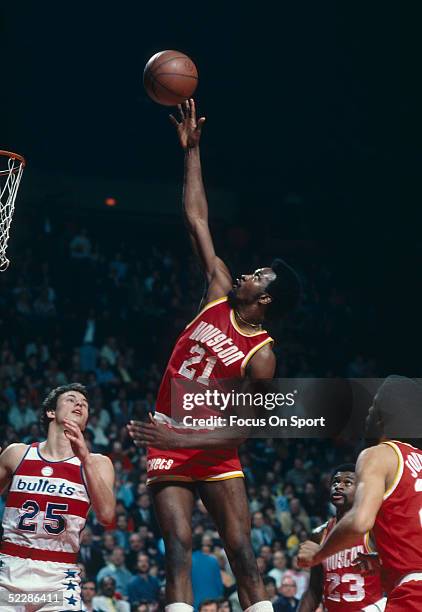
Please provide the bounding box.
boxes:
[143,50,198,106]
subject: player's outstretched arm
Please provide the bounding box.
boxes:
[298,444,396,568]
[170,99,232,304]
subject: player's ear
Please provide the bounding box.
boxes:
[46,409,56,420]
[258,293,272,306]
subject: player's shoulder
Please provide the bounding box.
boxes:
[247,342,276,379]
[88,452,114,470]
[311,520,330,543]
[359,442,398,464]
[0,443,29,470]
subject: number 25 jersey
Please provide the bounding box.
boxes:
[1,443,90,563]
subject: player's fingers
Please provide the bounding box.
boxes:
[169,114,179,127]
[189,98,196,120]
[197,117,206,132]
[148,412,155,424]
[177,104,185,121]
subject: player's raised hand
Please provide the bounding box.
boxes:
[298,540,321,568]
[63,418,90,463]
[169,98,206,149]
[127,414,178,450]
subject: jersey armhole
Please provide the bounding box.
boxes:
[10,444,31,479]
[381,441,404,500]
[240,337,274,376]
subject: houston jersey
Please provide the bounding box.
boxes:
[372,440,422,592]
[155,296,273,419]
[1,443,90,564]
[322,518,383,610]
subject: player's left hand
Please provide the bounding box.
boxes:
[127,414,178,450]
[298,540,322,568]
[63,418,90,463]
[352,552,381,575]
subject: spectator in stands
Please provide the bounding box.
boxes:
[78,526,105,581]
[96,546,133,597]
[199,600,218,612]
[125,533,146,573]
[216,597,233,612]
[127,553,160,605]
[263,576,282,605]
[81,580,99,612]
[274,576,299,612]
[251,511,275,553]
[192,535,224,610]
[286,459,311,493]
[268,550,288,588]
[93,576,130,612]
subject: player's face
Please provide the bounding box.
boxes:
[365,395,383,440]
[54,391,89,431]
[231,267,276,303]
[330,471,356,510]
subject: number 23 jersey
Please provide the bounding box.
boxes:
[147,296,273,484]
[322,518,383,611]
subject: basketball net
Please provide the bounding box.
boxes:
[0,151,25,272]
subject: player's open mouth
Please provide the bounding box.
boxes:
[72,409,82,416]
[331,494,345,502]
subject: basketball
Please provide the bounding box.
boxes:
[143,50,198,106]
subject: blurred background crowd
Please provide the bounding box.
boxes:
[0,214,385,612]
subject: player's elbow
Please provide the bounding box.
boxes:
[96,503,116,526]
[351,509,375,535]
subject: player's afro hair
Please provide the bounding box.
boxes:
[331,463,356,481]
[374,375,422,442]
[265,258,302,318]
[40,383,89,434]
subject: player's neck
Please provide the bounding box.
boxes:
[234,306,263,332]
[42,428,74,460]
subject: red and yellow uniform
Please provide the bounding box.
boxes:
[147,296,273,484]
[321,518,383,611]
[372,440,422,611]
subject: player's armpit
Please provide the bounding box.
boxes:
[246,344,276,380]
[0,443,28,494]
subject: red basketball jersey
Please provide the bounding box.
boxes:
[372,440,422,592]
[146,297,273,483]
[155,296,273,418]
[322,518,383,610]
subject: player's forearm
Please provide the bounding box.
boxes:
[183,146,209,226]
[297,590,320,612]
[82,457,115,525]
[314,511,365,564]
[171,430,247,450]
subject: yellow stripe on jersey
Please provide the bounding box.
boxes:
[382,441,404,500]
[184,296,228,330]
[364,531,376,553]
[240,337,274,375]
[229,308,269,337]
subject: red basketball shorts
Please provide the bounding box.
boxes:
[146,446,243,485]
